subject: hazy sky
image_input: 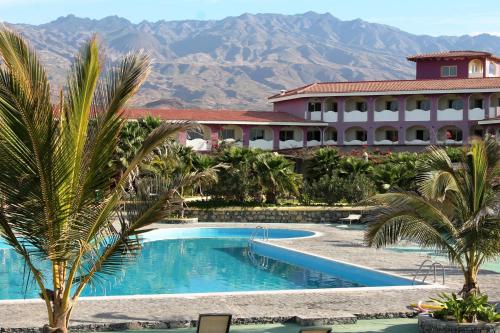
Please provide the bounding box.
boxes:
[1,0,499,36]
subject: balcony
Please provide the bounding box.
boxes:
[468,108,485,120]
[344,139,367,145]
[437,108,463,121]
[323,111,338,122]
[374,110,398,122]
[344,110,368,122]
[405,109,430,121]
[324,139,337,145]
[249,139,273,150]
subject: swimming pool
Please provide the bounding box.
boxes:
[0,227,417,300]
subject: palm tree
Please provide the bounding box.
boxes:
[365,136,500,296]
[0,29,189,331]
[253,152,302,204]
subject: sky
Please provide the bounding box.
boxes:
[1,0,500,36]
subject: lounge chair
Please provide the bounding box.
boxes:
[299,328,332,333]
[196,313,232,333]
[339,213,362,225]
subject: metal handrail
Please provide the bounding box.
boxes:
[413,259,446,285]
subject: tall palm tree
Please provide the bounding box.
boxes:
[365,136,500,296]
[0,29,189,331]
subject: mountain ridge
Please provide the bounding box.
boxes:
[6,12,500,110]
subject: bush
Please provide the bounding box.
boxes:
[304,172,376,204]
[445,147,464,163]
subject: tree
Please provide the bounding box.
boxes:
[0,29,189,331]
[253,152,302,204]
[365,136,500,296]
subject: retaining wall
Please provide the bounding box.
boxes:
[184,206,372,223]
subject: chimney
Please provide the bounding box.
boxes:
[280,89,287,95]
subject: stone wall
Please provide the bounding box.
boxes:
[184,206,372,224]
[418,314,500,333]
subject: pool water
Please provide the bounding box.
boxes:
[0,227,413,300]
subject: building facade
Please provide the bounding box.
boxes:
[128,51,500,152]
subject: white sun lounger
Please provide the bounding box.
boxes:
[339,213,362,225]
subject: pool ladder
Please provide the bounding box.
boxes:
[247,226,269,269]
[412,259,446,285]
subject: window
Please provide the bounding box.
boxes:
[330,102,338,112]
[325,130,337,141]
[445,129,462,141]
[441,66,457,78]
[416,100,430,110]
[220,128,235,140]
[355,130,367,141]
[473,129,484,137]
[416,129,427,141]
[448,99,463,110]
[385,130,398,141]
[489,62,496,76]
[250,128,265,140]
[307,130,321,141]
[468,59,483,75]
[355,101,367,111]
[473,99,483,109]
[279,130,295,141]
[385,100,398,111]
[308,102,322,112]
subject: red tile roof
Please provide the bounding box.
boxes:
[407,50,500,62]
[269,77,500,100]
[124,108,323,125]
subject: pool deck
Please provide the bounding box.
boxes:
[1,222,499,330]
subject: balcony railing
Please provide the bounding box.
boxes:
[344,110,368,122]
[310,111,322,121]
[437,108,463,121]
[249,139,273,150]
[279,140,303,150]
[405,109,430,121]
[324,111,338,122]
[323,139,337,145]
[374,139,398,145]
[307,140,321,147]
[374,110,398,121]
[468,108,485,120]
[405,139,430,145]
[344,139,367,145]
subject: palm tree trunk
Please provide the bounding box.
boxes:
[461,269,480,296]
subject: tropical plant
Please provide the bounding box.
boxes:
[371,152,418,192]
[253,152,302,204]
[0,29,189,331]
[209,146,260,201]
[365,136,500,296]
[430,293,500,323]
[115,115,162,170]
[338,156,373,177]
[304,147,341,180]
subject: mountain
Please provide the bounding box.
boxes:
[6,12,500,110]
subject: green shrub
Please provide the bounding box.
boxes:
[304,173,376,204]
[445,147,464,163]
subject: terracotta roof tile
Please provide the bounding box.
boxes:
[269,77,500,100]
[124,108,321,124]
[407,50,499,61]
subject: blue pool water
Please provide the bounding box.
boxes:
[0,227,413,300]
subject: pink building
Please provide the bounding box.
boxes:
[128,51,500,151]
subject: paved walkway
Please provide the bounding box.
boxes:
[1,223,498,329]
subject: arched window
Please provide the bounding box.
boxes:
[469,59,483,77]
